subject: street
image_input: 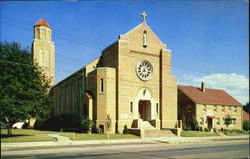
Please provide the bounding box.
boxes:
[2,139,249,159]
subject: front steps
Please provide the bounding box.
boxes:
[143,129,176,138]
[140,120,156,130]
[129,120,179,138]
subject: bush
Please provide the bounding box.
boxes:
[204,128,209,132]
[80,118,94,133]
[243,120,249,131]
[198,126,202,131]
[123,125,129,134]
[34,113,81,131]
[182,118,187,131]
[190,116,199,131]
[213,128,217,132]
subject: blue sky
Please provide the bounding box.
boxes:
[0,1,248,104]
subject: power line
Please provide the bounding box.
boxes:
[1,17,228,76]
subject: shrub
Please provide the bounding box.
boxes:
[224,115,233,129]
[199,126,203,131]
[80,118,94,133]
[190,116,199,131]
[123,125,129,134]
[34,113,81,131]
[204,128,209,132]
[243,120,249,131]
[182,118,187,131]
[213,128,217,132]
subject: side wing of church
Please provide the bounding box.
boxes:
[52,13,178,134]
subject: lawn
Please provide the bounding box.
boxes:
[1,129,60,143]
[181,131,219,137]
[224,131,249,136]
[1,129,140,142]
[62,133,140,140]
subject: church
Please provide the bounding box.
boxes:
[35,12,178,135]
[32,12,243,135]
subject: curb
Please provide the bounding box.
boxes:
[2,136,248,149]
[1,139,151,148]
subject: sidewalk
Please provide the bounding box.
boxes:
[1,135,249,149]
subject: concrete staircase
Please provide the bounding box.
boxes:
[143,129,176,138]
[141,120,156,130]
[129,120,177,138]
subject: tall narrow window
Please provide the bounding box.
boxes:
[130,101,133,113]
[156,103,159,114]
[143,31,147,47]
[100,79,104,93]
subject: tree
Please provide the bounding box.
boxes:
[243,102,249,114]
[243,120,249,131]
[106,114,112,140]
[0,42,53,135]
[224,115,233,130]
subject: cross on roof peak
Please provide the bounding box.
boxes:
[141,11,147,24]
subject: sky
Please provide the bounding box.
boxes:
[0,1,249,104]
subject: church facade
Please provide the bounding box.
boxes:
[51,13,178,134]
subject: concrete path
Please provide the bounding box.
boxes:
[48,134,71,142]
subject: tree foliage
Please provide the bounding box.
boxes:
[224,115,233,129]
[0,42,53,134]
[243,120,249,131]
[243,102,249,114]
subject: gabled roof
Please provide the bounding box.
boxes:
[34,18,51,28]
[178,85,242,106]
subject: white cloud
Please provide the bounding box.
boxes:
[179,73,249,105]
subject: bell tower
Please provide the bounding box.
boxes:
[32,18,55,85]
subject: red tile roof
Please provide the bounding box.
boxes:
[243,110,249,121]
[178,85,242,106]
[34,18,51,28]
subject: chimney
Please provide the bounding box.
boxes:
[201,82,205,92]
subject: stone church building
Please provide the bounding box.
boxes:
[49,13,178,134]
[32,13,242,135]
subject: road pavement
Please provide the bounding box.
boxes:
[2,139,249,159]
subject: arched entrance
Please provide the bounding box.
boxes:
[138,100,151,121]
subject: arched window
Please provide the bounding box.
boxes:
[143,31,147,47]
[130,101,133,113]
[100,79,104,93]
[156,102,159,114]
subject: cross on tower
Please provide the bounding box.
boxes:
[141,11,147,24]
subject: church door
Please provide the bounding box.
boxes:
[138,100,151,121]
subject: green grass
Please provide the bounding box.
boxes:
[1,129,139,142]
[224,132,249,136]
[62,133,140,140]
[181,131,219,137]
[1,134,56,142]
[1,129,62,135]
[1,129,59,143]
